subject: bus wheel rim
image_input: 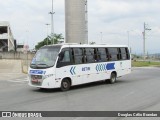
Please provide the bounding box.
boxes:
[63,82,68,88]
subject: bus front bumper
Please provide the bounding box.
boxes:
[28,74,61,89]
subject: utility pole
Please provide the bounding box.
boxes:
[143,23,146,60]
[85,0,88,44]
[127,30,133,53]
[100,32,102,43]
[45,23,50,45]
[127,31,129,47]
[143,22,151,60]
[49,0,55,44]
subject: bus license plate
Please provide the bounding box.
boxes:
[32,79,39,83]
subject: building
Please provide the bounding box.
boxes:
[65,0,88,44]
[0,21,15,52]
[16,44,24,52]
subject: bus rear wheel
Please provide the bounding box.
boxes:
[109,72,116,84]
[61,79,71,91]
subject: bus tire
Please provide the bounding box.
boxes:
[109,72,116,84]
[60,79,71,91]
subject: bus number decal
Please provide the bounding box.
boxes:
[82,67,90,71]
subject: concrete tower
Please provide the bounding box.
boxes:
[65,0,88,44]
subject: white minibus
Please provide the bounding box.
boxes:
[28,44,131,91]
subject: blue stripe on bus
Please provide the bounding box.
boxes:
[96,63,115,72]
[106,63,115,70]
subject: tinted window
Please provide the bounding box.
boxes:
[108,48,118,54]
[108,48,118,61]
[85,48,95,63]
[119,47,130,60]
[74,48,83,55]
[121,48,126,54]
[125,48,130,60]
[97,48,107,62]
[85,48,94,55]
[73,48,83,64]
[60,51,70,62]
[56,48,72,68]
[117,48,122,60]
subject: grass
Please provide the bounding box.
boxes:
[132,60,160,67]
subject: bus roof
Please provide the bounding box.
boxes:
[44,43,128,48]
[42,43,128,48]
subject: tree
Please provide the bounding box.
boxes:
[48,33,64,44]
[35,33,64,50]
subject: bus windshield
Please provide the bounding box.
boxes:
[30,46,61,69]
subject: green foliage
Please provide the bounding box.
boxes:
[35,33,64,50]
[132,61,160,67]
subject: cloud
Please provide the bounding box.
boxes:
[87,0,160,54]
[0,0,159,53]
[0,0,65,47]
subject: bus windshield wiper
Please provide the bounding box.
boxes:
[30,63,50,69]
[37,63,49,67]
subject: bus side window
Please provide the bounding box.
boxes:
[60,50,70,62]
[121,48,125,60]
[93,48,97,61]
[96,48,101,62]
[97,48,106,62]
[105,48,110,61]
[120,47,129,60]
[108,48,118,61]
[82,49,87,63]
[71,48,75,64]
[118,48,122,60]
[85,48,95,63]
[125,48,130,60]
[73,48,83,64]
[57,49,71,68]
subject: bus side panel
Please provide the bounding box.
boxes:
[55,63,112,86]
[55,62,131,87]
[82,63,110,83]
[116,60,131,77]
[55,65,86,86]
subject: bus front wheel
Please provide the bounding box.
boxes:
[60,79,71,91]
[109,72,116,84]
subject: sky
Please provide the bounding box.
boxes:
[0,0,160,54]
